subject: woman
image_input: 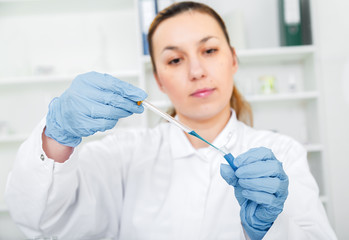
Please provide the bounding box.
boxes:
[5,2,336,240]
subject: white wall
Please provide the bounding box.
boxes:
[315,0,349,238]
[195,0,280,49]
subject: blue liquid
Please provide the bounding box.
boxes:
[188,130,237,170]
[188,130,221,152]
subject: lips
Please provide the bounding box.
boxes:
[190,88,215,98]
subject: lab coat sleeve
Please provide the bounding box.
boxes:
[263,138,337,240]
[5,118,130,239]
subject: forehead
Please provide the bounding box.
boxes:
[152,11,225,48]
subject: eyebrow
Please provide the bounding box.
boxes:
[199,36,217,44]
[161,36,218,53]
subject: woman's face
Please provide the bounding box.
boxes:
[152,11,238,122]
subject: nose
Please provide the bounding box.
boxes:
[189,56,206,81]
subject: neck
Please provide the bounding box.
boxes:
[178,105,231,149]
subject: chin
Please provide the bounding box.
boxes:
[179,102,229,121]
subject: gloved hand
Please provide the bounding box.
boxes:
[220,147,289,240]
[45,71,147,147]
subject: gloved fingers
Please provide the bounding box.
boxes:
[102,73,148,101]
[87,102,134,120]
[241,189,276,205]
[275,178,289,198]
[243,201,272,230]
[65,116,118,137]
[238,177,281,194]
[72,83,145,114]
[234,184,247,206]
[235,160,286,179]
[243,200,257,225]
[245,201,272,230]
[240,201,272,240]
[74,72,148,102]
[101,92,145,114]
[220,164,238,186]
[234,147,276,168]
[255,205,282,223]
[89,118,119,132]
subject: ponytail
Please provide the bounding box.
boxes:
[231,87,253,126]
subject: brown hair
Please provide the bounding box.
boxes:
[147,1,253,126]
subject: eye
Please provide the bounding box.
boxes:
[205,48,218,55]
[168,58,181,65]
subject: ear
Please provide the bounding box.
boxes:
[153,71,166,93]
[230,46,239,74]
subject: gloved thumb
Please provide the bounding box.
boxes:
[220,163,238,186]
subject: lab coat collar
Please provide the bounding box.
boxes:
[169,109,239,160]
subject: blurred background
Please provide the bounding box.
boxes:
[0,0,348,239]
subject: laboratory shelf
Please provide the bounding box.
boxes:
[0,70,140,86]
[246,91,319,103]
[304,144,323,153]
[236,45,316,64]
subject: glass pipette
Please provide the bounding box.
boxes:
[138,100,237,170]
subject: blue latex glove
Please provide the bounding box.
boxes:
[45,71,147,147]
[220,147,289,240]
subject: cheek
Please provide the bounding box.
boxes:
[215,59,235,98]
[157,72,186,98]
[215,60,234,85]
[157,65,186,89]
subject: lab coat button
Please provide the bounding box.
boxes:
[40,154,45,161]
[227,132,232,139]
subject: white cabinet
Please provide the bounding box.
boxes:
[236,46,329,204]
[0,0,331,237]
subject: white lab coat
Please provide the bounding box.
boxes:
[5,111,336,240]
